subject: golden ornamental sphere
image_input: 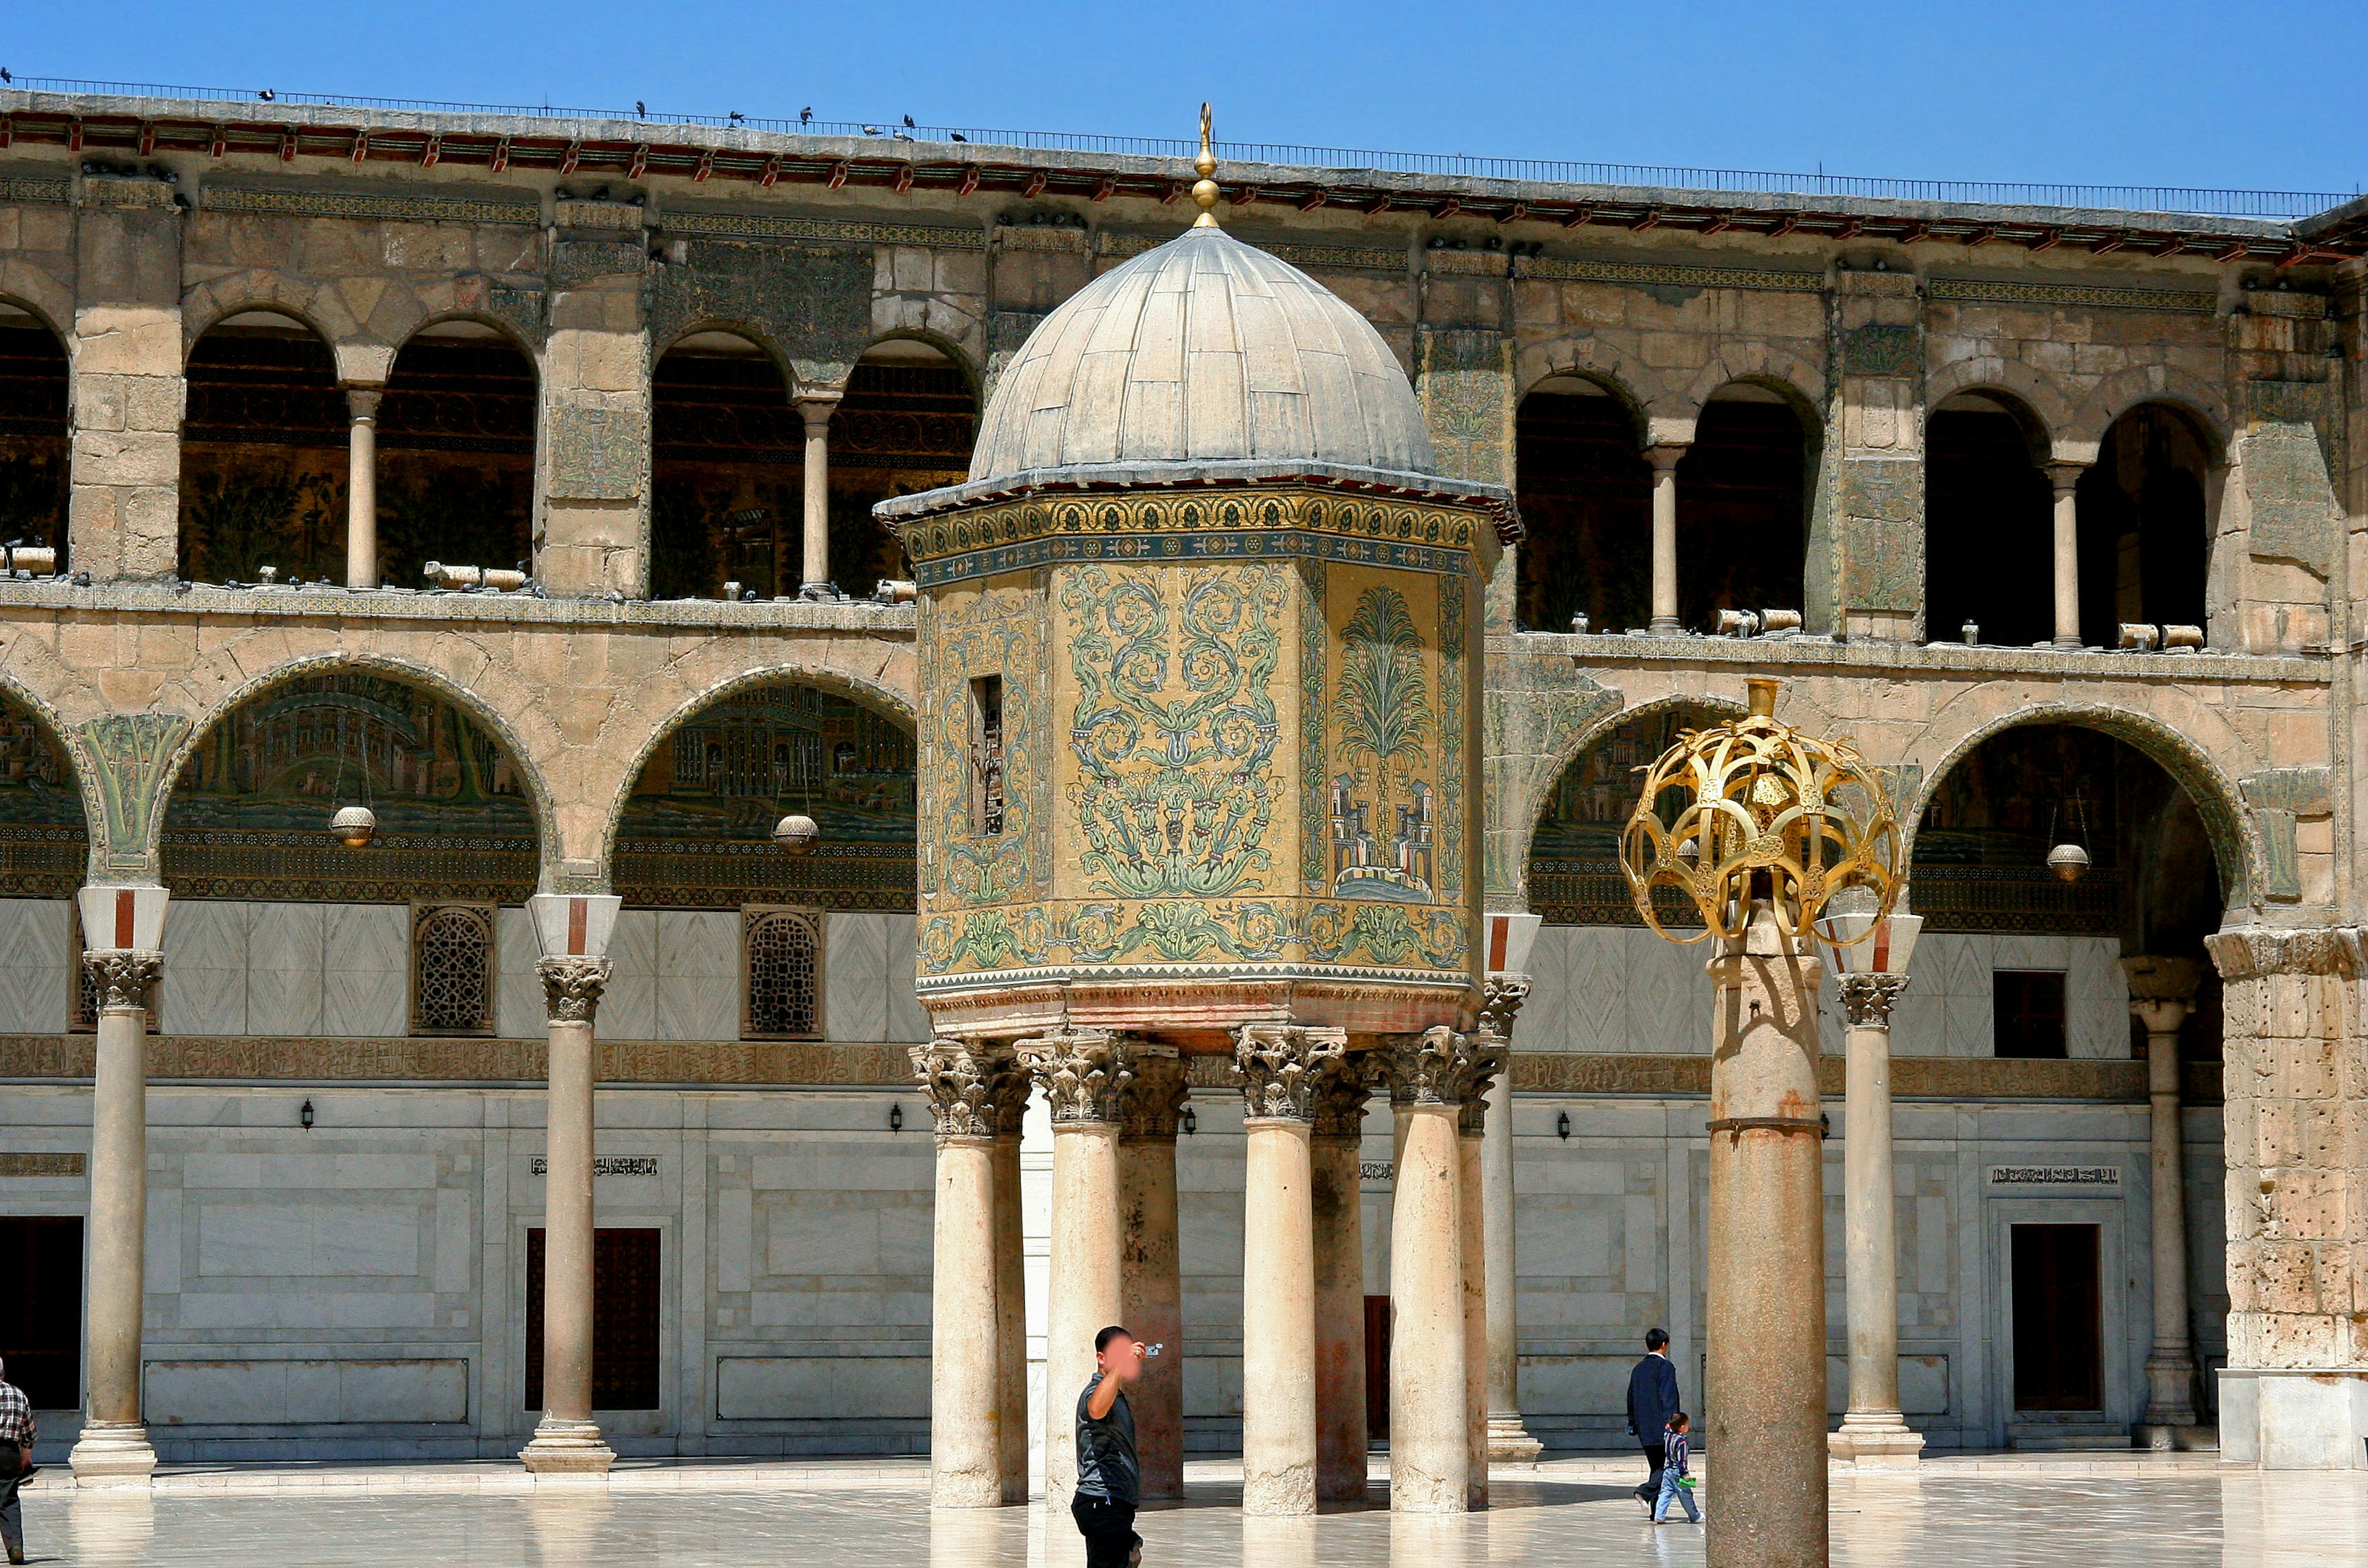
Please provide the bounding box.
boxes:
[1617,678,1902,945]
[328,805,377,850]
[773,813,821,856]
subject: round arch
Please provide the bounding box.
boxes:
[153,651,560,887]
[652,320,804,396]
[1516,692,1748,908]
[391,311,546,372]
[1517,364,1651,447]
[2066,369,2231,464]
[1924,364,2072,459]
[1667,350,1828,437]
[179,298,343,367]
[1906,702,2256,912]
[858,329,984,402]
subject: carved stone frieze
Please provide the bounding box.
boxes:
[1016,1030,1146,1125]
[81,950,160,1011]
[911,1036,1017,1141]
[1233,1024,1349,1123]
[536,956,611,1024]
[1835,972,1911,1028]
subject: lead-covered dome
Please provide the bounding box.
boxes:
[968,224,1434,483]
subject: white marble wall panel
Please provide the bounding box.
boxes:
[323,906,408,1037]
[597,911,660,1041]
[655,912,737,1041]
[824,913,889,1042]
[715,1355,928,1421]
[1627,930,1706,1054]
[2066,937,2130,1057]
[884,915,929,1043]
[146,1357,468,1425]
[0,898,70,1033]
[197,1204,421,1278]
[495,906,540,1038]
[162,901,250,1036]
[247,904,326,1036]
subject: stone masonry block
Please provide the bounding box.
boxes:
[72,429,179,488]
[72,306,183,374]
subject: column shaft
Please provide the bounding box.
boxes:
[1833,974,1920,1465]
[520,960,614,1474]
[1648,447,1683,633]
[2142,1022,2198,1430]
[992,1119,1029,1502]
[1310,1130,1368,1502]
[72,979,158,1483]
[1704,903,1826,1567]
[1043,1122,1122,1501]
[797,396,838,594]
[1480,1073,1537,1462]
[1118,1127,1185,1501]
[1389,1102,1468,1513]
[2049,464,2082,648]
[1458,1130,1488,1509]
[1241,1119,1318,1514]
[930,1135,1005,1505]
[344,387,381,589]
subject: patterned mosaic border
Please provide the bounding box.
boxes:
[1927,276,2218,314]
[1097,232,1404,271]
[663,209,987,250]
[1517,256,1825,292]
[0,176,71,205]
[202,185,542,225]
[914,528,1478,588]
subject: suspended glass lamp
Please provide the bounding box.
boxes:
[2045,793,2091,884]
[327,709,377,849]
[773,813,820,856]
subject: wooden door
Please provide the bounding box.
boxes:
[1364,1294,1391,1439]
[0,1216,81,1410]
[2010,1222,2102,1410]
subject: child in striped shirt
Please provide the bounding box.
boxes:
[1651,1411,1700,1524]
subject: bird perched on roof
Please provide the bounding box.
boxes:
[258,88,275,101]
[903,114,915,128]
[1,68,14,84]
[728,110,745,124]
[635,100,646,117]
[862,125,885,136]
[950,131,967,142]
[800,106,812,124]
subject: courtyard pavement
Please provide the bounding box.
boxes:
[10,1457,2361,1565]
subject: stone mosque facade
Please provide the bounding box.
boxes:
[0,84,2362,1485]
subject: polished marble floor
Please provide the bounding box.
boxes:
[18,1469,2366,1566]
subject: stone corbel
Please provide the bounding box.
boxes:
[536,955,611,1024]
[1233,1024,1349,1123]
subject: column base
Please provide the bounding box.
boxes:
[2133,1421,2218,1452]
[2053,635,2084,651]
[797,581,845,602]
[68,1421,157,1486]
[1648,617,1681,635]
[519,1418,617,1476]
[1485,1413,1543,1464]
[1828,1413,1925,1467]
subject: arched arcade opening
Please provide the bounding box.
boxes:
[1513,375,1650,633]
[178,311,348,585]
[2076,404,2214,644]
[1926,391,2054,647]
[0,302,67,554]
[1675,385,1812,630]
[373,320,538,586]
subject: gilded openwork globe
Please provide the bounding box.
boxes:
[1618,678,1902,944]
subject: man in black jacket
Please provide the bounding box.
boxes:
[1624,1328,1680,1513]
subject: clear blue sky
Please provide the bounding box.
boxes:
[6,0,2361,194]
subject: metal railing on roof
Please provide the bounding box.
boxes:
[10,75,2355,221]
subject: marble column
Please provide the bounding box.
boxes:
[1235,1026,1344,1515]
[1309,1061,1371,1503]
[343,386,382,589]
[1457,1079,1494,1508]
[2047,461,2084,648]
[1383,1027,1479,1513]
[1478,977,1541,1463]
[2124,955,2205,1444]
[1829,972,1922,1467]
[1118,1056,1188,1503]
[1646,443,1685,633]
[70,948,163,1485]
[1704,901,1826,1567]
[990,1073,1030,1503]
[1018,1030,1144,1502]
[796,394,841,597]
[519,956,615,1474]
[915,1038,1018,1506]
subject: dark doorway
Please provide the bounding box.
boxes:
[1514,380,1651,633]
[525,1227,662,1411]
[0,1216,81,1409]
[2011,1223,2102,1411]
[1993,971,2069,1059]
[1926,398,2053,647]
[1675,391,1809,630]
[1365,1295,1392,1440]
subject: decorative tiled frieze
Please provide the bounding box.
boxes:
[0,175,72,204]
[1516,255,1824,292]
[1926,276,2217,313]
[0,1152,83,1176]
[660,208,987,249]
[202,184,541,224]
[1101,231,1403,272]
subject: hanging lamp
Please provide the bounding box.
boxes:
[327,703,377,849]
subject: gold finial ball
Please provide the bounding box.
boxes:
[1617,677,1901,945]
[1192,101,1221,226]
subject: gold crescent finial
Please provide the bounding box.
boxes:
[1191,101,1220,228]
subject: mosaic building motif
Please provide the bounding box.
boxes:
[162,674,537,902]
[0,691,85,898]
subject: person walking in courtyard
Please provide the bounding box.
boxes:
[1650,1411,1701,1525]
[0,1357,33,1566]
[1626,1328,1680,1513]
[1074,1326,1145,1568]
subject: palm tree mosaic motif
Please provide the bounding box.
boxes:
[1329,585,1437,902]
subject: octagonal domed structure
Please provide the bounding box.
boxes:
[966,224,1435,483]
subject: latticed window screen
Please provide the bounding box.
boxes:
[411,901,496,1036]
[742,907,823,1040]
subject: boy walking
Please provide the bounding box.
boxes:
[1651,1411,1700,1525]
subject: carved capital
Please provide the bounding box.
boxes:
[345,386,384,422]
[536,956,610,1024]
[1836,972,1910,1028]
[82,950,160,1010]
[1310,1054,1374,1139]
[1017,1030,1147,1125]
[1379,1024,1500,1131]
[1479,974,1532,1036]
[911,1037,1017,1141]
[1233,1025,1348,1123]
[1119,1055,1190,1140]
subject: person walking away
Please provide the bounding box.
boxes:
[0,1357,34,1565]
[1651,1411,1700,1524]
[1625,1327,1680,1513]
[1075,1325,1145,1568]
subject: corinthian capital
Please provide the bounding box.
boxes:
[82,950,161,1011]
[1479,974,1532,1037]
[1119,1054,1190,1140]
[1310,1053,1373,1139]
[1379,1025,1501,1134]
[1233,1024,1348,1123]
[911,1037,1018,1141]
[536,956,611,1024]
[1835,972,1910,1028]
[1017,1030,1146,1125]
